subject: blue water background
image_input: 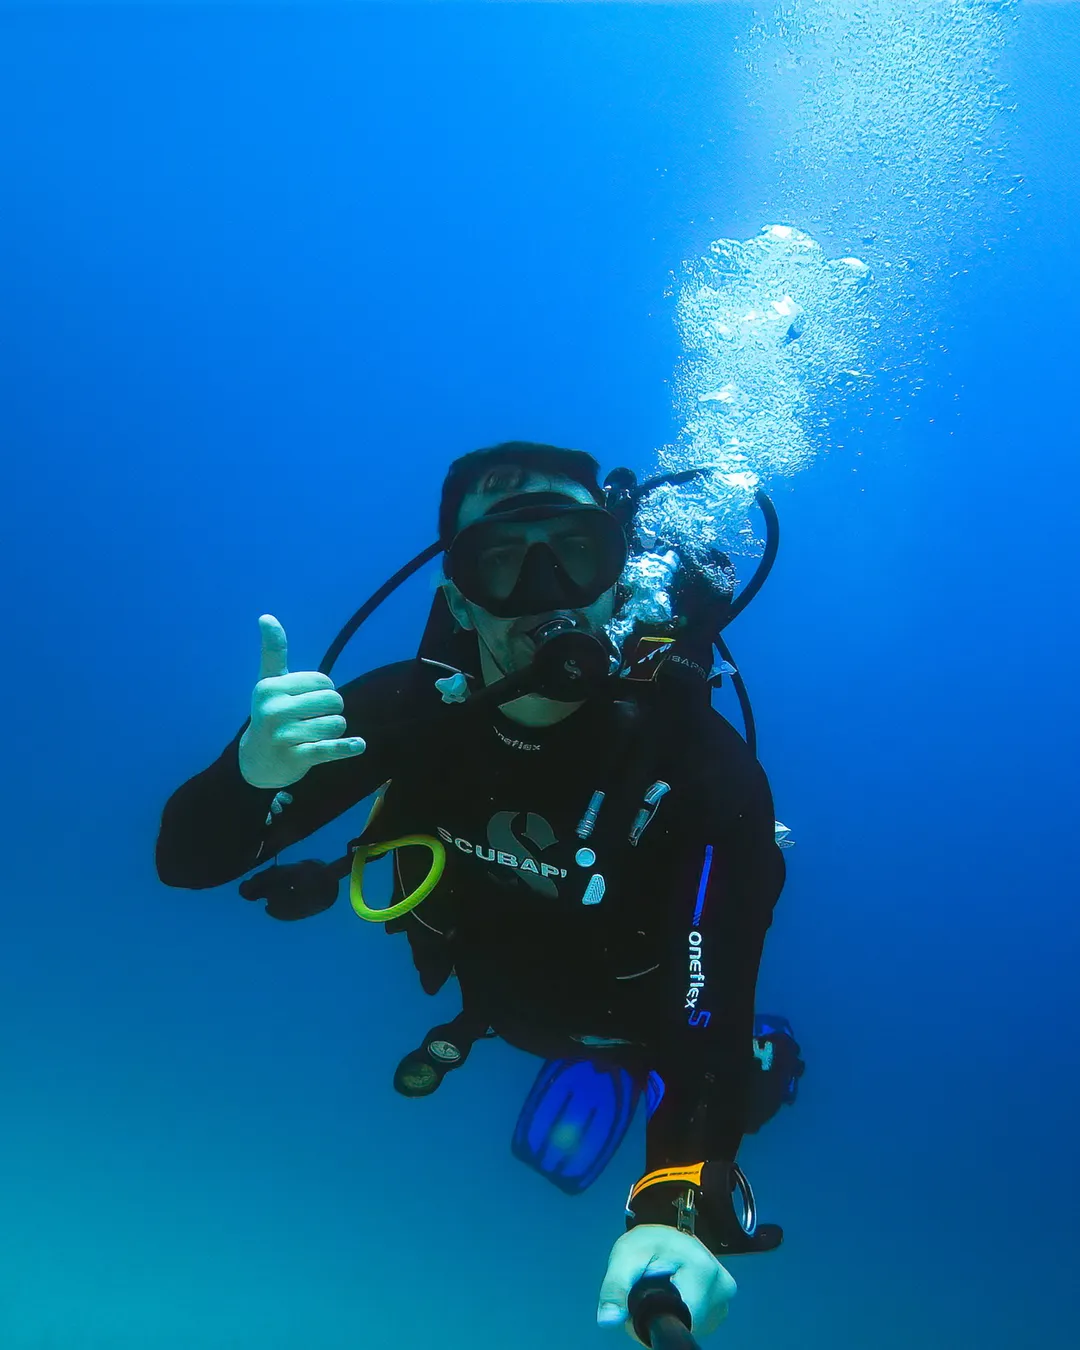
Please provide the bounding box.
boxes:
[1,3,1077,1347]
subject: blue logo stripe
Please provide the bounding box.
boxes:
[692,844,713,929]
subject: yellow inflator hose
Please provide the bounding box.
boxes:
[349,834,446,922]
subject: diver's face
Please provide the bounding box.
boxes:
[445,472,618,680]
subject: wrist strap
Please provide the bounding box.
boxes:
[627,1160,785,1257]
[625,1163,705,1223]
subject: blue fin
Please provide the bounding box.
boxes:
[645,1070,665,1120]
[511,1059,641,1195]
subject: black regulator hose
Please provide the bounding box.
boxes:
[715,633,757,759]
[319,540,444,677]
[726,490,779,625]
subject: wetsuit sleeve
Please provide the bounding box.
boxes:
[629,716,785,1243]
[155,660,426,890]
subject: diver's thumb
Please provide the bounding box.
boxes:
[257,614,289,680]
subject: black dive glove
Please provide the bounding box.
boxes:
[625,1160,782,1256]
[239,859,344,921]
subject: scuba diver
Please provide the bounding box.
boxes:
[155,441,804,1343]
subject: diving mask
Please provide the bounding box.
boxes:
[444,492,628,619]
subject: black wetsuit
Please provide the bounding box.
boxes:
[156,658,785,1193]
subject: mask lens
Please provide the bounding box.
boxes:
[447,503,626,615]
[475,521,605,600]
[548,523,606,588]
[474,532,529,602]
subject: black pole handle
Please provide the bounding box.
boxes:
[627,1275,699,1350]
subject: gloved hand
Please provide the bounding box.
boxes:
[597,1225,736,1344]
[239,859,344,921]
[238,615,367,789]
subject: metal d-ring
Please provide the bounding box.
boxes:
[731,1163,758,1235]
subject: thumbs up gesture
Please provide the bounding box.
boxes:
[238,616,367,790]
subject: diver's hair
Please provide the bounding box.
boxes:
[438,441,605,544]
